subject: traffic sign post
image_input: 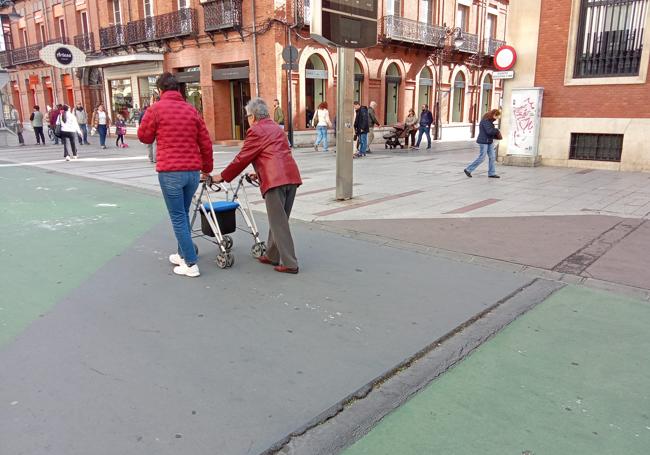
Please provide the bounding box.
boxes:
[311,0,378,200]
[282,43,299,147]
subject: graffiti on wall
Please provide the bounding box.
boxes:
[508,88,543,156]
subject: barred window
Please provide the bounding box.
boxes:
[569,133,624,162]
[574,0,648,78]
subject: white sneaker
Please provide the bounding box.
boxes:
[72,156,78,160]
[173,261,200,277]
[169,253,183,265]
[65,156,70,161]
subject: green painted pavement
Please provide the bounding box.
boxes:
[344,286,650,455]
[0,166,165,347]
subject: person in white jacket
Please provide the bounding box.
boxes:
[57,105,83,161]
[313,101,332,152]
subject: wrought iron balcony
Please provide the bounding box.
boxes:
[381,15,446,48]
[457,31,479,53]
[203,0,242,32]
[484,37,505,56]
[99,8,197,49]
[74,33,95,53]
[11,38,68,65]
[0,50,13,68]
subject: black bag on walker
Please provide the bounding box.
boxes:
[200,201,239,236]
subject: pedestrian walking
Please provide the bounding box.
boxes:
[139,102,157,163]
[272,98,285,126]
[11,105,25,146]
[30,105,46,145]
[75,102,90,145]
[137,72,213,278]
[353,101,370,158]
[313,101,332,152]
[48,104,62,145]
[115,115,127,148]
[367,101,380,152]
[212,97,302,274]
[413,104,433,149]
[464,109,502,179]
[57,105,83,161]
[404,108,418,148]
[91,103,111,149]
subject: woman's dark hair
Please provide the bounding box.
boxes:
[483,109,501,121]
[318,101,328,110]
[34,105,40,110]
[156,72,180,92]
[62,105,69,112]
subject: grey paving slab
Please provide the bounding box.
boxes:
[0,219,529,455]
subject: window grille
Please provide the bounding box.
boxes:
[574,0,648,78]
[569,133,623,161]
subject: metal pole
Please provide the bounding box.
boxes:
[435,52,443,140]
[335,47,354,200]
[251,0,260,97]
[287,25,294,147]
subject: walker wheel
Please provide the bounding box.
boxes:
[226,253,234,268]
[222,235,234,251]
[251,242,266,258]
[216,253,228,269]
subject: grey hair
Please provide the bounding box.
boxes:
[369,101,377,108]
[245,98,270,120]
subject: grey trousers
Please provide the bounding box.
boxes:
[264,184,298,269]
[368,127,375,145]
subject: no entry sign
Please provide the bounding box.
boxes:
[494,45,517,71]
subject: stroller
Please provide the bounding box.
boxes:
[383,122,410,149]
[190,174,266,269]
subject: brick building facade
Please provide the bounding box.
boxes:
[500,0,650,171]
[2,0,509,143]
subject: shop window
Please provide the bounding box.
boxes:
[354,59,363,104]
[452,72,465,122]
[570,133,623,162]
[384,63,401,125]
[109,78,134,125]
[138,76,159,108]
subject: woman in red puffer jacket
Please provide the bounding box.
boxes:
[138,72,214,278]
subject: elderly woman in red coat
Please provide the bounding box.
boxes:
[213,98,302,274]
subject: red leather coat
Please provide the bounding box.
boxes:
[221,118,302,196]
[137,90,213,174]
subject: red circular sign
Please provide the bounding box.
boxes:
[494,45,517,71]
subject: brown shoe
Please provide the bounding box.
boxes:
[274,265,299,274]
[258,255,278,266]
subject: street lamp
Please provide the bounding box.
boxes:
[0,1,21,20]
[434,26,464,141]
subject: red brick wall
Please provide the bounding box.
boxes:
[535,0,650,118]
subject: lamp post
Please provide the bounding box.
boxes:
[434,26,464,141]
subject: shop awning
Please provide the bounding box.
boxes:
[79,53,164,68]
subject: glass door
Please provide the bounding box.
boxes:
[230,79,251,140]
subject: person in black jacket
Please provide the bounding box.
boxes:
[414,104,434,149]
[353,101,370,157]
[464,109,502,179]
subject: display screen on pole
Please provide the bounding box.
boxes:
[311,0,378,48]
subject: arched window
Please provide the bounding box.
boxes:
[354,60,364,104]
[384,63,401,125]
[305,54,327,127]
[452,72,465,123]
[418,67,433,110]
[481,74,493,118]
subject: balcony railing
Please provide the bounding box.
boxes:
[0,50,13,68]
[381,15,446,48]
[74,33,95,53]
[11,38,68,65]
[484,37,505,56]
[457,31,479,53]
[99,8,197,49]
[203,0,242,32]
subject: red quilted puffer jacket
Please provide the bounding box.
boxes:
[137,90,213,174]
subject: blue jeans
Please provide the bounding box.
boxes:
[357,132,368,155]
[315,125,328,151]
[158,171,200,266]
[415,126,431,148]
[78,124,88,144]
[466,143,496,176]
[97,124,107,146]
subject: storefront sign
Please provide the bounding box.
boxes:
[39,44,86,69]
[305,69,328,79]
[212,66,250,81]
[508,88,544,157]
[174,71,201,83]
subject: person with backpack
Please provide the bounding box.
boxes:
[57,105,83,161]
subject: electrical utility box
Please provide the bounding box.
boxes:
[310,0,378,48]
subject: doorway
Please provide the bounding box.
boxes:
[384,63,401,125]
[481,74,493,118]
[230,79,251,140]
